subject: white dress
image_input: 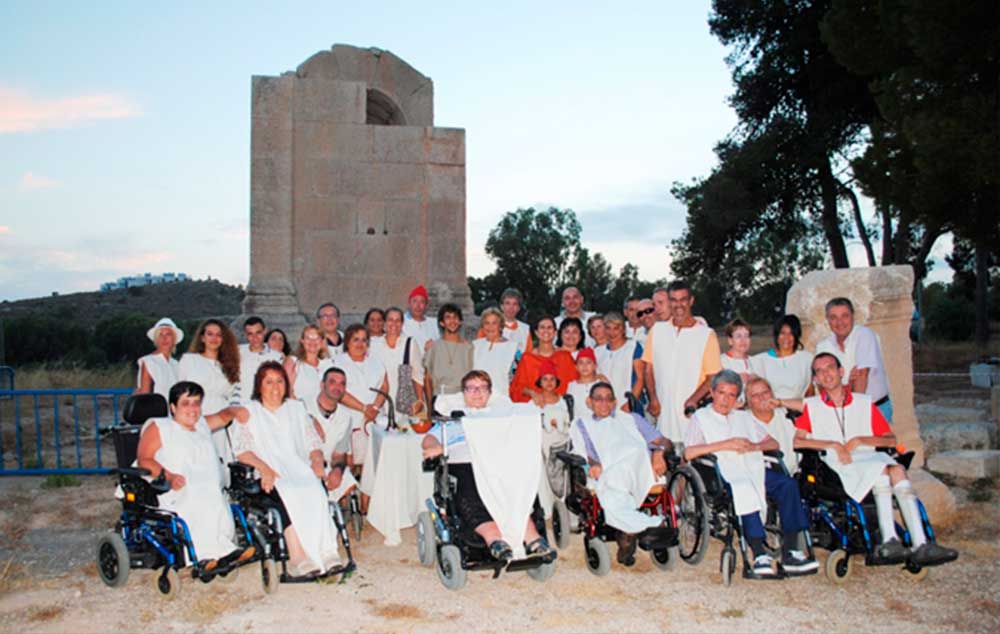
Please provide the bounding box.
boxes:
[370,336,425,411]
[751,350,813,400]
[233,400,341,572]
[136,352,179,400]
[147,417,237,562]
[178,353,237,464]
[472,338,519,398]
[332,352,388,465]
[238,344,283,404]
[290,356,334,406]
[598,339,640,409]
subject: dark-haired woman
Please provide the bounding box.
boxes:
[751,314,814,400]
[509,316,577,404]
[179,319,240,460]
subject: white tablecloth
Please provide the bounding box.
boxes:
[360,423,434,546]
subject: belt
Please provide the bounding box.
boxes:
[874,395,890,407]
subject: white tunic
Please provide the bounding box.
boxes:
[332,352,387,409]
[301,399,358,502]
[565,379,597,415]
[649,321,713,442]
[750,408,799,474]
[502,319,532,355]
[472,338,519,398]
[751,350,813,399]
[402,316,439,351]
[290,357,334,406]
[234,400,341,571]
[178,353,237,464]
[598,339,640,409]
[136,352,179,400]
[370,336,425,411]
[801,393,895,502]
[238,344,282,404]
[148,417,236,562]
[690,407,767,518]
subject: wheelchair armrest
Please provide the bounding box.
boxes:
[693,453,719,467]
[149,473,170,494]
[422,455,442,472]
[664,448,681,471]
[111,466,151,479]
[555,450,587,468]
[795,448,827,457]
[764,449,784,460]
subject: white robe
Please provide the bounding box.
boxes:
[691,407,767,518]
[801,394,896,502]
[649,321,712,442]
[598,339,639,410]
[236,401,341,571]
[290,357,334,406]
[178,353,237,466]
[461,403,542,559]
[136,353,179,400]
[238,344,282,404]
[750,408,799,474]
[148,417,236,562]
[570,414,662,533]
[303,399,358,501]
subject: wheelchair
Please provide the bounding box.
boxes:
[689,449,813,585]
[415,412,557,591]
[550,447,689,576]
[796,447,953,583]
[96,394,272,599]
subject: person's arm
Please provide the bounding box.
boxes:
[629,343,646,411]
[685,332,721,412]
[236,450,281,493]
[204,405,248,431]
[136,360,153,395]
[684,437,752,461]
[851,367,870,394]
[340,391,367,413]
[283,357,298,398]
[773,397,804,412]
[136,425,185,490]
[845,405,895,452]
[684,378,713,413]
[792,405,851,463]
[753,434,779,453]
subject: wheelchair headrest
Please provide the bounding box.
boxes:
[123,394,168,425]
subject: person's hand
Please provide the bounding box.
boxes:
[422,444,443,459]
[768,398,782,409]
[844,437,862,453]
[167,472,186,491]
[233,406,250,424]
[549,418,559,429]
[325,469,343,491]
[424,340,434,352]
[260,466,280,493]
[363,404,379,422]
[411,400,425,416]
[651,451,667,476]
[588,464,603,480]
[530,391,545,407]
[311,459,325,479]
[648,397,661,417]
[848,367,860,383]
[832,443,853,465]
[727,438,753,453]
[620,400,631,413]
[683,395,699,416]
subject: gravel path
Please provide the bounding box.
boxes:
[1,476,998,633]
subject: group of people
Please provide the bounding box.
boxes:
[130,279,955,579]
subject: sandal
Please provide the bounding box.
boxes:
[525,537,553,558]
[489,540,513,562]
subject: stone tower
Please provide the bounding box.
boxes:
[240,45,473,335]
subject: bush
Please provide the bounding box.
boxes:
[925,296,976,341]
[93,313,155,363]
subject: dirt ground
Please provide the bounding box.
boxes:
[0,474,998,634]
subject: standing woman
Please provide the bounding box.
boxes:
[472,307,519,398]
[370,307,425,417]
[136,317,183,399]
[587,315,608,351]
[597,311,645,414]
[364,308,386,344]
[283,325,333,405]
[556,317,586,361]
[333,324,389,474]
[720,319,754,406]
[751,314,815,403]
[509,316,577,404]
[178,319,240,460]
[265,328,291,359]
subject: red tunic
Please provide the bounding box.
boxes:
[509,350,578,402]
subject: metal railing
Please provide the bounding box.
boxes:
[0,388,132,475]
[0,366,13,399]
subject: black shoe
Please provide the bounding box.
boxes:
[781,550,819,575]
[637,525,674,551]
[909,542,958,567]
[875,538,908,563]
[489,540,513,562]
[616,533,637,566]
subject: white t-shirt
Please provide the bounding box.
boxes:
[332,352,388,407]
[751,350,813,399]
[238,344,283,404]
[815,325,889,402]
[402,315,440,350]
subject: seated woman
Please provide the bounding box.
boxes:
[685,370,818,577]
[745,376,800,474]
[422,370,554,562]
[233,361,342,577]
[135,381,253,570]
[569,382,672,565]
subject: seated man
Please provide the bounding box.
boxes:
[794,353,957,566]
[569,382,673,565]
[422,370,553,562]
[136,381,254,570]
[685,370,818,577]
[303,367,358,503]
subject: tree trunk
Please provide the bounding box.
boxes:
[817,158,850,268]
[910,224,943,286]
[894,210,913,267]
[880,204,894,265]
[840,182,876,266]
[975,241,990,345]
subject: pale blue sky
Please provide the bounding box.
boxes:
[0,1,950,301]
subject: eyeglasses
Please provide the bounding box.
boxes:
[463,385,490,394]
[591,396,615,402]
[636,308,655,317]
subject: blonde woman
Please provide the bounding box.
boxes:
[472,307,519,398]
[283,325,333,405]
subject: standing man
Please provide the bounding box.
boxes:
[303,367,358,504]
[815,297,893,422]
[402,284,440,352]
[555,286,596,346]
[652,287,671,322]
[498,288,533,356]
[623,296,642,338]
[238,316,282,404]
[424,303,474,397]
[317,303,344,357]
[633,298,657,347]
[643,280,722,445]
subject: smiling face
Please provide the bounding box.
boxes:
[637,300,656,329]
[301,327,324,358]
[501,296,521,321]
[365,312,385,337]
[668,288,694,323]
[746,380,774,417]
[385,310,404,337]
[482,313,502,341]
[462,377,491,408]
[560,323,582,350]
[440,311,462,335]
[562,288,583,315]
[536,319,556,345]
[727,327,751,357]
[155,327,176,354]
[588,318,606,344]
[606,319,626,345]
[576,356,596,379]
[346,330,369,360]
[321,370,347,403]
[777,324,796,353]
[538,373,558,394]
[826,304,854,340]
[245,323,265,351]
[170,392,203,428]
[710,381,740,416]
[259,368,287,408]
[267,330,286,353]
[811,354,845,393]
[317,306,340,337]
[624,299,640,325]
[201,324,223,352]
[408,294,428,319]
[588,386,616,418]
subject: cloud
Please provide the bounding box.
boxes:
[0,86,140,133]
[19,171,60,191]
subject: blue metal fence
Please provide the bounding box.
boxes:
[0,366,13,399]
[0,388,133,475]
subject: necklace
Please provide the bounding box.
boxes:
[831,396,847,439]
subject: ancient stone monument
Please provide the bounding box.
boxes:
[240,45,473,333]
[787,265,956,524]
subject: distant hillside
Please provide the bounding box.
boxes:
[0,280,245,328]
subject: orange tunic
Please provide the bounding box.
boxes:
[509,349,578,402]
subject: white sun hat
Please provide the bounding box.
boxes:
[147,317,184,344]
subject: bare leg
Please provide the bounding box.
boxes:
[473,521,503,544]
[524,517,541,542]
[284,526,312,572]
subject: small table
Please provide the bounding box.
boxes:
[360,423,434,546]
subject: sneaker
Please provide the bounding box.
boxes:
[489,540,513,562]
[782,550,819,575]
[616,533,637,566]
[909,542,958,567]
[876,538,909,563]
[752,553,777,576]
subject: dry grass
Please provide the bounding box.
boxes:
[0,558,31,594]
[370,602,425,620]
[913,339,999,372]
[26,604,66,623]
[11,363,133,390]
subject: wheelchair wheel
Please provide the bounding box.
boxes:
[436,544,467,591]
[903,560,929,582]
[526,560,557,582]
[650,545,680,572]
[669,465,709,565]
[217,566,239,584]
[720,548,736,587]
[584,537,611,576]
[261,558,279,595]
[825,549,852,584]
[155,567,181,600]
[352,509,364,541]
[417,512,436,567]
[96,532,130,588]
[552,499,572,550]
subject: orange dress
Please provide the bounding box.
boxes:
[509,349,578,402]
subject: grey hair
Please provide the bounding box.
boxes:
[711,369,743,393]
[603,311,625,325]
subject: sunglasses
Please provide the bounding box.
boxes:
[636,308,655,317]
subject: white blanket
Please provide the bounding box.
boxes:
[462,403,541,559]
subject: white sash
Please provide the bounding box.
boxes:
[693,408,767,517]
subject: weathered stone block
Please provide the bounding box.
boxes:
[908,468,957,528]
[251,75,294,119]
[916,403,991,424]
[926,450,1000,480]
[920,422,996,456]
[427,128,465,165]
[373,126,426,164]
[293,79,365,124]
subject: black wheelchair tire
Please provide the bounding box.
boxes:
[436,544,467,591]
[417,511,436,567]
[669,465,709,565]
[261,558,279,595]
[721,548,736,587]
[155,567,181,600]
[96,532,130,588]
[552,499,572,550]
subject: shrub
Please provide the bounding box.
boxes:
[925,296,976,341]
